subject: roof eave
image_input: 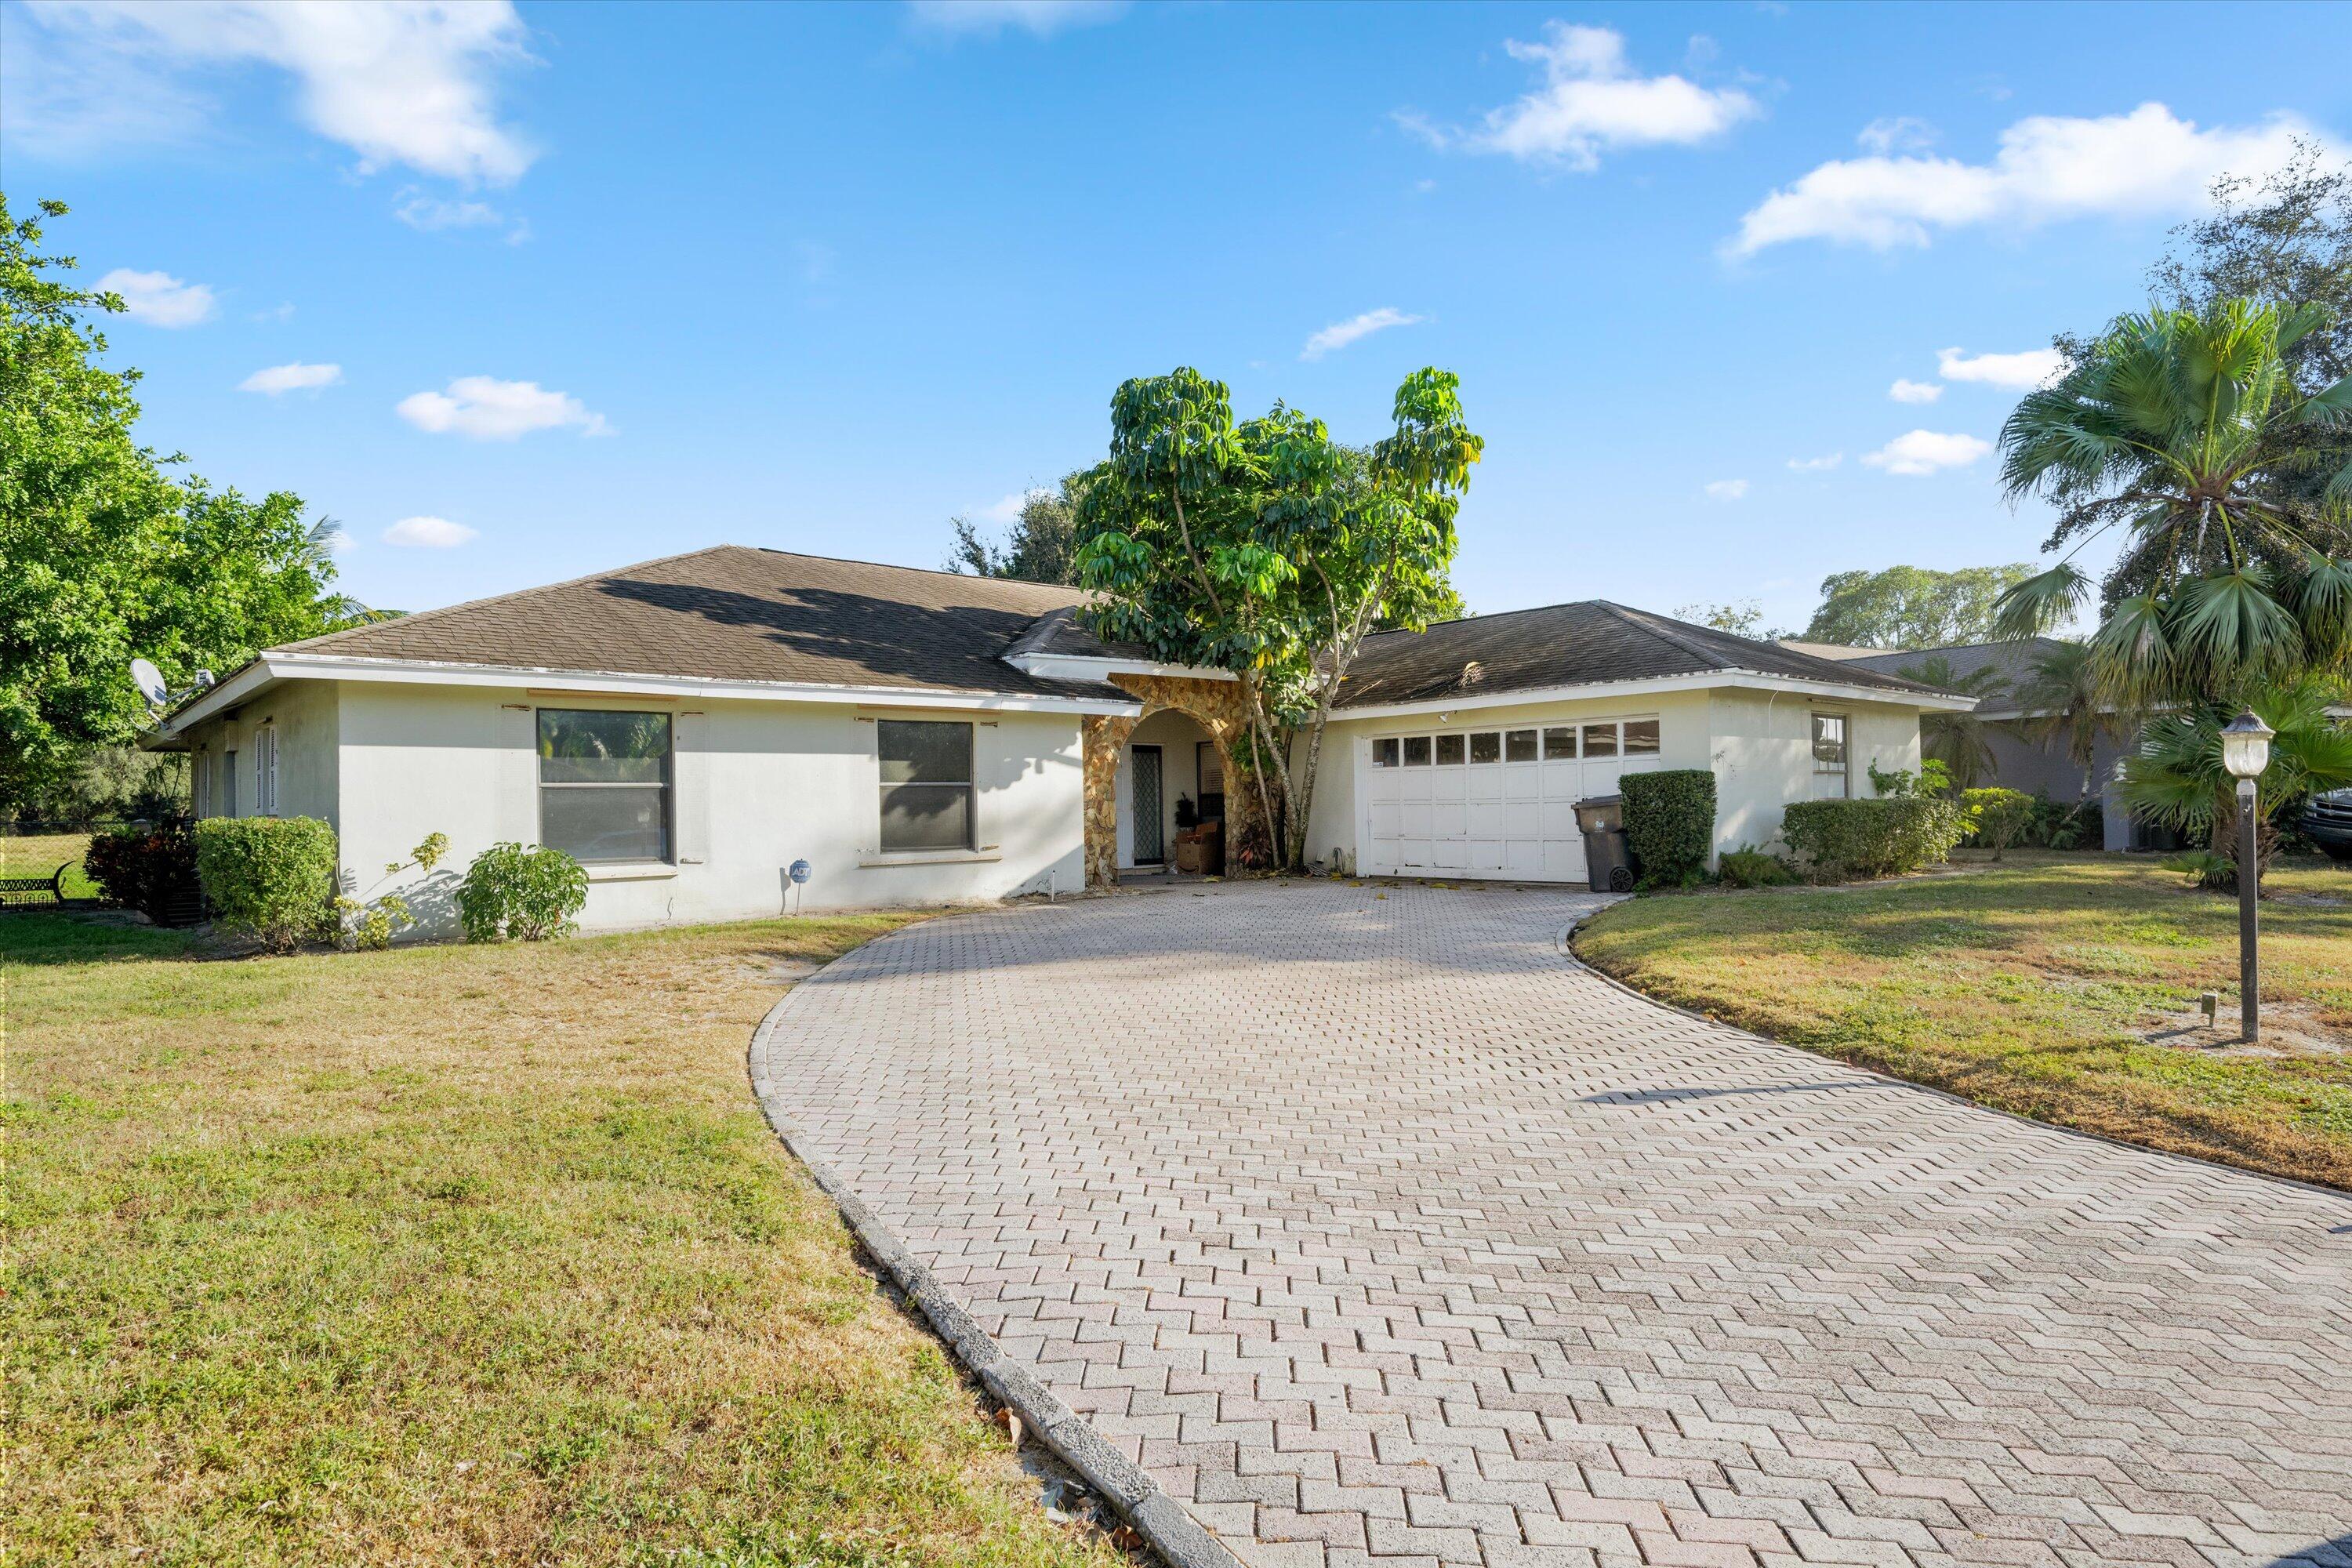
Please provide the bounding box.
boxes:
[1333,666,1980,720]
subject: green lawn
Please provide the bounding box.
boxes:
[3,828,100,899]
[1573,852,2352,1189]
[4,908,1127,1568]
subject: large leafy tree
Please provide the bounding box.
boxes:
[1074,366,1479,870]
[942,471,1093,585]
[1993,298,2352,707]
[1,196,364,812]
[1801,564,2035,648]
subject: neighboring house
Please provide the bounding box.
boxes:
[151,546,1969,934]
[1781,637,2149,849]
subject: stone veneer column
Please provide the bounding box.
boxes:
[1082,713,1140,889]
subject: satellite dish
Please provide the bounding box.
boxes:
[129,658,168,707]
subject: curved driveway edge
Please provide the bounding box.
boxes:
[750,882,2352,1568]
[751,985,1246,1568]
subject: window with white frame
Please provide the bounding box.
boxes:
[538,709,673,862]
[1811,713,1849,799]
[255,724,279,815]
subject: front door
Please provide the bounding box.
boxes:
[1131,745,1165,864]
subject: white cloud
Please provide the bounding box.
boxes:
[13,1,535,184]
[906,1,1125,38]
[1730,103,2314,256]
[383,515,477,548]
[395,376,609,441]
[1861,430,1993,477]
[239,361,343,394]
[1704,478,1750,500]
[1936,345,2065,390]
[1301,307,1425,361]
[1888,378,1944,404]
[979,492,1029,524]
[1399,22,1757,170]
[1786,452,1842,472]
[1856,115,1935,156]
[96,267,216,327]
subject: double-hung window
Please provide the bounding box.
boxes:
[1811,713,1849,800]
[878,719,974,852]
[538,710,673,862]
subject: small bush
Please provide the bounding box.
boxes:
[1622,769,1715,888]
[456,842,588,942]
[2022,793,2103,850]
[1866,758,1953,800]
[1959,787,2035,859]
[83,820,199,923]
[1717,844,1798,888]
[193,816,339,951]
[1780,797,1964,881]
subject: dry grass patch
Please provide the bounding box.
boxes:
[1573,852,2352,1189]
[5,909,1128,1568]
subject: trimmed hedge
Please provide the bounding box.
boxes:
[83,820,200,924]
[194,815,339,951]
[1959,786,2035,859]
[1622,769,1715,887]
[1780,797,1964,881]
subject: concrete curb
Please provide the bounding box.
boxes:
[746,945,1247,1568]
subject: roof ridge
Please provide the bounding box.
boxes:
[1606,601,1944,694]
[1593,601,1737,672]
[274,543,742,655]
[751,544,1087,598]
[1362,597,1607,643]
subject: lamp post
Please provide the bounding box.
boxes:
[2219,710,2274,1044]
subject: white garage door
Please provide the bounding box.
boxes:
[1360,717,1661,883]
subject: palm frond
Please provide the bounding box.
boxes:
[1991,563,2089,639]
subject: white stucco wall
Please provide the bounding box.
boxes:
[1708,689,1924,854]
[326,681,1090,935]
[187,678,339,826]
[1301,685,1928,875]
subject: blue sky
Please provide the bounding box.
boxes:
[6,0,2348,634]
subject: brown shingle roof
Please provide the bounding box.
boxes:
[1335,601,1944,709]
[278,546,1120,700]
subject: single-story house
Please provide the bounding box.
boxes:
[151,546,1970,933]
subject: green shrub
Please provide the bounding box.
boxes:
[2021,793,2103,850]
[1622,769,1715,888]
[193,816,339,951]
[82,820,199,923]
[1780,797,1964,881]
[456,842,589,942]
[1717,844,1798,888]
[1959,787,2035,859]
[1866,757,1953,799]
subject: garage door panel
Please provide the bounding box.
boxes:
[1363,719,1646,886]
[1504,801,1542,838]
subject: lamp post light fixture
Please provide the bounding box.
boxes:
[2219,710,2274,1043]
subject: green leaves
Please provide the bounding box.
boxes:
[1991,563,2090,640]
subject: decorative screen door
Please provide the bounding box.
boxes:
[1131,745,1165,864]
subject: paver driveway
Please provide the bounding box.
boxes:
[750,882,2352,1568]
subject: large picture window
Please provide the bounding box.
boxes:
[878,719,974,852]
[539,709,672,862]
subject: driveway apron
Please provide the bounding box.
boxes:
[750,881,2352,1568]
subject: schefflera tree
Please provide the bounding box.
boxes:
[1073,366,1481,872]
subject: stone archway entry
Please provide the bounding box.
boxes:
[1081,671,1263,887]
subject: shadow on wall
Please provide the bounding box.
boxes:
[593,579,1074,693]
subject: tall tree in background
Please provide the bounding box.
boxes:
[942,472,1091,584]
[1,196,366,813]
[1074,366,1479,870]
[1801,564,2036,648]
[1993,298,2352,708]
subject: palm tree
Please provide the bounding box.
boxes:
[2120,675,2352,887]
[1893,655,2009,791]
[2013,641,2110,798]
[1994,299,2352,708]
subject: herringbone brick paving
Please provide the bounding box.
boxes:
[750,882,2352,1568]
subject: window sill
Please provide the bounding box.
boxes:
[583,861,679,882]
[858,848,1002,869]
